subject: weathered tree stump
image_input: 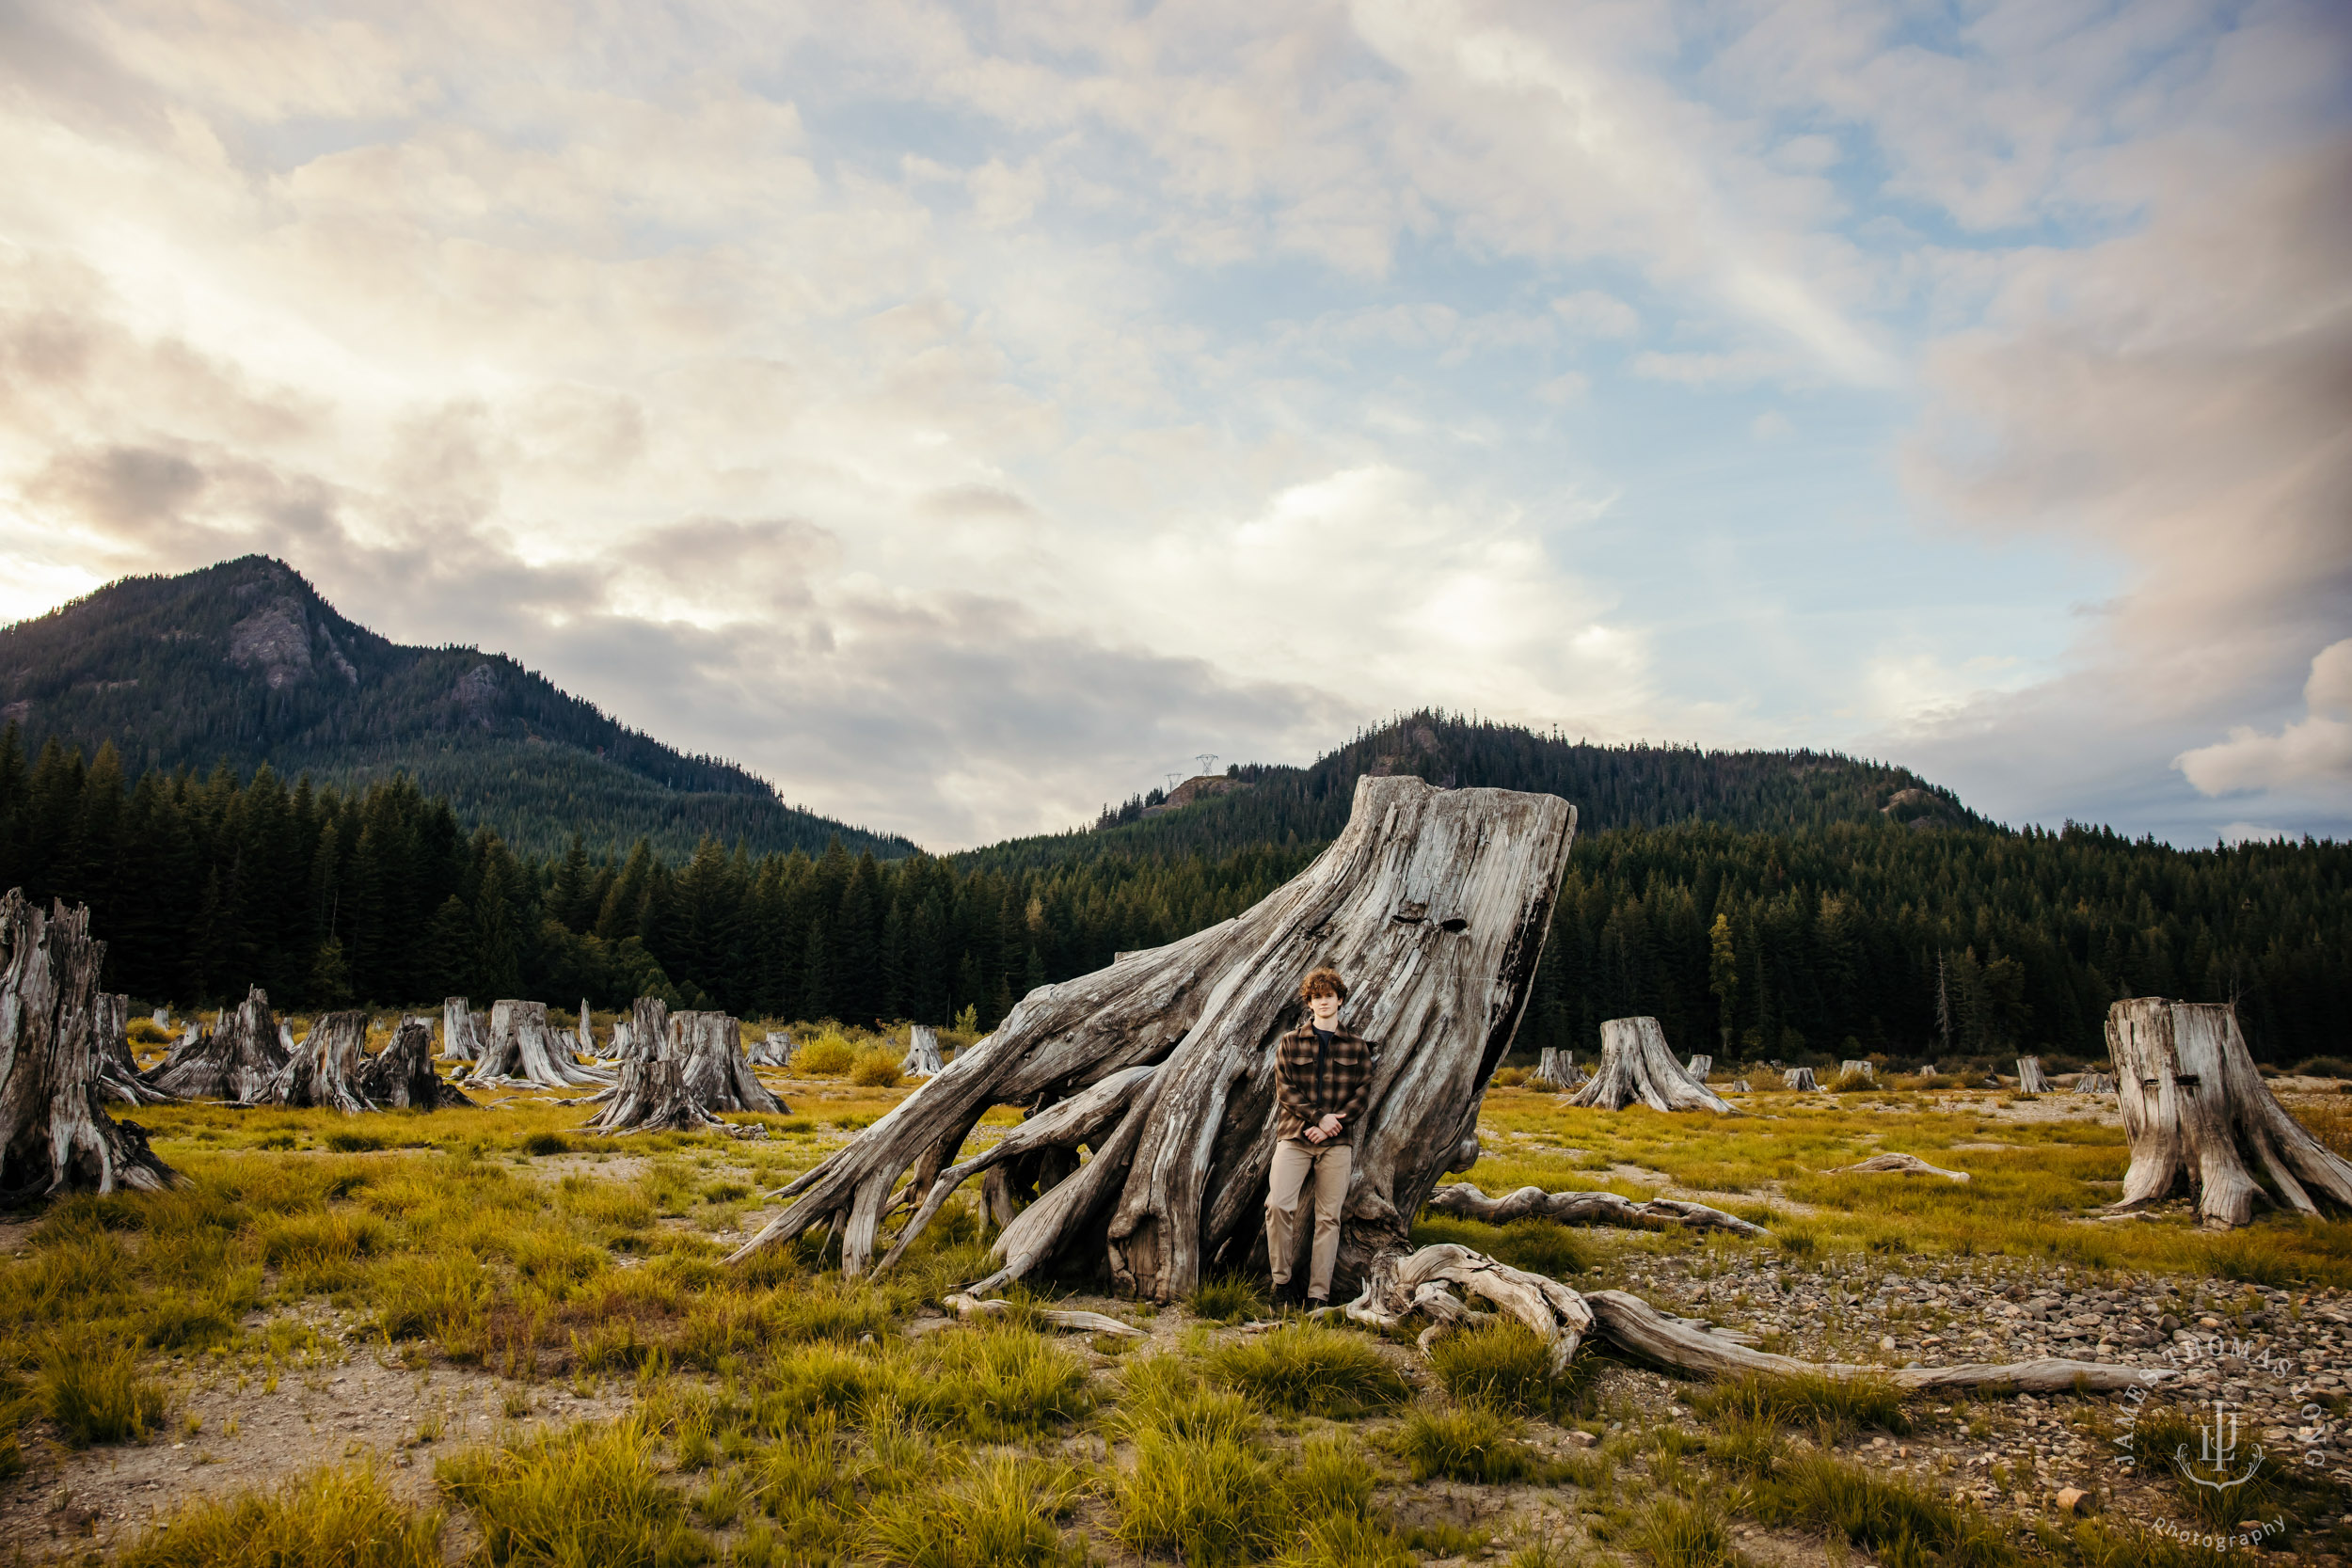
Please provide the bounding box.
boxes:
[730,776,1580,1301]
[357,1019,473,1108]
[1427,1182,1767,1237]
[578,999,595,1056]
[901,1024,945,1078]
[1782,1068,1819,1091]
[2075,1072,2116,1096]
[147,986,287,1101]
[0,892,176,1197]
[466,1001,610,1089]
[2016,1056,2052,1094]
[1565,1019,1731,1114]
[438,997,482,1062]
[255,1010,372,1113]
[675,1011,785,1114]
[582,998,753,1134]
[93,991,173,1105]
[1728,1079,1751,1093]
[1686,1053,1713,1082]
[749,1031,796,1068]
[1838,1058,1874,1082]
[2108,999,2352,1228]
[1827,1152,1969,1183]
[1533,1047,1570,1088]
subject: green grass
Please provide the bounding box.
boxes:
[1690,1368,1911,1441]
[1110,1354,1260,1444]
[40,1337,169,1446]
[1425,1319,1561,1415]
[1382,1402,1536,1482]
[118,1464,444,1568]
[1206,1323,1410,1417]
[437,1417,708,1567]
[865,1452,1085,1568]
[1753,1452,2011,1567]
[1627,1495,1739,1568]
[1190,1274,1270,1323]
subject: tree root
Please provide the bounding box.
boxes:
[1427,1181,1769,1237]
[1825,1153,1970,1183]
[941,1292,1147,1338]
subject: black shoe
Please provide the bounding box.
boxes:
[1270,1279,1300,1311]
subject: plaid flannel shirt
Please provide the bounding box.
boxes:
[1272,1021,1374,1143]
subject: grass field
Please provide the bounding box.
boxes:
[5,1065,2348,1565]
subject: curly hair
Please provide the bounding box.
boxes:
[1298,965,1348,1004]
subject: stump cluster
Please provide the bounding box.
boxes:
[148,986,287,1101]
[1565,1018,1730,1114]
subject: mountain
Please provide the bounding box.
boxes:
[0,557,912,861]
[960,711,1972,872]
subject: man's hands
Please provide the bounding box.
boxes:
[1304,1113,1343,1145]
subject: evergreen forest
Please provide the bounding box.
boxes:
[3,721,2344,1067]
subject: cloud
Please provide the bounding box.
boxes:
[2177,640,2352,798]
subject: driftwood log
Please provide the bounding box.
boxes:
[255,1010,371,1113]
[2107,998,2352,1228]
[1783,1068,1819,1091]
[147,986,286,1101]
[357,1019,473,1108]
[467,1000,609,1089]
[0,892,175,1197]
[1828,1152,1970,1183]
[2075,1072,2117,1096]
[675,1011,784,1114]
[901,1024,944,1078]
[1565,1018,1731,1114]
[1427,1181,1768,1237]
[95,991,172,1105]
[942,1291,1145,1338]
[730,776,1580,1300]
[2016,1056,2052,1094]
[438,997,482,1062]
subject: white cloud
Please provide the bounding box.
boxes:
[2177,640,2352,798]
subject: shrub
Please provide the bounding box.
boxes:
[1189,1275,1267,1324]
[519,1131,570,1157]
[1383,1403,1533,1483]
[2293,1057,2352,1079]
[865,1452,1084,1568]
[850,1051,904,1088]
[117,1464,443,1568]
[1282,1512,1415,1568]
[1490,1067,1532,1087]
[325,1129,388,1152]
[40,1339,169,1446]
[1831,1069,1878,1093]
[1426,1320,1556,1415]
[1206,1323,1409,1417]
[1754,1452,2006,1563]
[797,1036,857,1075]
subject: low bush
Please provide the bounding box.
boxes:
[1206,1323,1409,1417]
[850,1051,904,1088]
[2293,1056,2352,1079]
[118,1464,443,1568]
[1627,1495,1739,1568]
[127,1017,173,1045]
[796,1036,857,1075]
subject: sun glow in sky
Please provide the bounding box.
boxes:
[1,1,2345,848]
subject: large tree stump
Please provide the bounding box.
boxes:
[1838,1058,1874,1082]
[1783,1068,1819,1091]
[466,1000,610,1089]
[2075,1072,2116,1096]
[584,998,749,1134]
[438,997,483,1062]
[675,1011,785,1114]
[1533,1048,1581,1089]
[94,991,173,1105]
[901,1024,945,1078]
[1686,1053,1713,1082]
[749,1031,796,1068]
[0,892,175,1197]
[255,1010,372,1112]
[578,999,595,1055]
[729,776,1579,1300]
[1565,1019,1732,1114]
[146,986,287,1101]
[2016,1056,2052,1094]
[2107,998,2352,1228]
[357,1019,474,1109]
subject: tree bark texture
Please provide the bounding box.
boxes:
[2074,1072,2116,1096]
[439,997,482,1062]
[0,891,176,1198]
[2107,998,2352,1228]
[2016,1057,2052,1094]
[901,1025,944,1078]
[750,1031,796,1068]
[255,1010,372,1113]
[1426,1181,1768,1237]
[358,1019,474,1109]
[728,776,1578,1302]
[1782,1068,1819,1091]
[1838,1059,1874,1082]
[94,991,172,1105]
[584,997,750,1134]
[1685,1054,1713,1082]
[466,1000,610,1089]
[1565,1018,1731,1114]
[579,1000,595,1056]
[1533,1048,1571,1088]
[146,986,286,1101]
[675,1011,785,1114]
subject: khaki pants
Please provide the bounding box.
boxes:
[1264,1136,1352,1299]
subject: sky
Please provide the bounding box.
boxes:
[0,1,2345,852]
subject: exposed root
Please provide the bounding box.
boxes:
[1427,1181,1769,1237]
[941,1292,1146,1338]
[1826,1153,1970,1183]
[1338,1243,1593,1373]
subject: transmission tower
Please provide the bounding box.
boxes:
[1196,752,1218,777]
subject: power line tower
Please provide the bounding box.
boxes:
[1196,752,1218,777]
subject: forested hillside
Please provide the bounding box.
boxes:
[4,724,2344,1066]
[0,558,909,860]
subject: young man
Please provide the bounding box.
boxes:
[1264,965,1373,1308]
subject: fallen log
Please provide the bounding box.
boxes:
[146,985,287,1101]
[357,1018,474,1109]
[901,1024,945,1078]
[254,1010,372,1113]
[1427,1181,1768,1237]
[439,997,483,1062]
[0,892,176,1197]
[942,1291,1146,1338]
[675,1010,784,1114]
[1339,1242,1594,1373]
[728,775,1581,1299]
[1566,1018,1732,1114]
[1827,1152,1970,1183]
[2016,1056,2052,1094]
[2107,998,2352,1228]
